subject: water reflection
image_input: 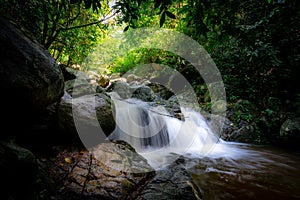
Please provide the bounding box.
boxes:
[186,144,300,200]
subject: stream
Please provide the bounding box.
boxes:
[110,93,300,199]
[186,143,300,199]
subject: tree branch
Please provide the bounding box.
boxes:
[60,12,116,31]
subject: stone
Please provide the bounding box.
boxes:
[228,125,255,143]
[0,17,64,111]
[59,64,76,81]
[64,78,95,98]
[136,157,202,200]
[126,74,141,83]
[63,69,96,98]
[57,92,115,142]
[107,81,132,99]
[50,141,155,200]
[147,83,174,100]
[98,74,110,88]
[131,85,156,102]
[279,118,300,148]
[0,141,37,200]
[207,114,238,140]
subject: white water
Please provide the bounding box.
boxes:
[109,93,253,168]
[109,93,300,199]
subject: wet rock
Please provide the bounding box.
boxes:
[279,118,300,148]
[107,82,132,99]
[136,157,202,200]
[98,74,110,88]
[64,71,96,98]
[228,125,256,143]
[0,141,37,200]
[208,114,238,140]
[147,83,174,100]
[51,141,154,200]
[57,92,115,140]
[126,74,142,83]
[131,85,156,102]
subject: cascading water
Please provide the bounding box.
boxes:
[108,92,300,199]
[110,92,228,168]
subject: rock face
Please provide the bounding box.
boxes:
[279,118,300,148]
[0,141,37,200]
[136,157,202,200]
[57,92,115,142]
[50,141,155,200]
[64,70,96,98]
[0,17,64,111]
[48,141,202,200]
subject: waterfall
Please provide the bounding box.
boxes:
[109,92,220,168]
[104,93,300,199]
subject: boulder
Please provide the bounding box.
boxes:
[59,64,76,81]
[228,125,256,143]
[136,157,202,200]
[147,83,174,100]
[131,85,156,102]
[207,114,238,141]
[126,74,142,83]
[279,118,300,148]
[107,81,132,99]
[0,141,38,200]
[107,81,157,102]
[98,74,110,88]
[64,70,96,98]
[50,141,155,200]
[57,92,115,142]
[0,17,64,111]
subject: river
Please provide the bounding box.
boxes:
[111,95,300,199]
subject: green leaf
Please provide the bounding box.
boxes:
[267,0,272,3]
[160,12,166,27]
[165,11,176,19]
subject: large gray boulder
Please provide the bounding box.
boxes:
[0,17,64,111]
[57,92,115,144]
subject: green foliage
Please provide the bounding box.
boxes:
[232,100,253,123]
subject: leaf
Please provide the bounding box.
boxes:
[124,26,129,32]
[64,157,72,163]
[267,0,272,3]
[165,11,176,19]
[160,12,166,27]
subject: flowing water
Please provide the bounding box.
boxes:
[110,93,300,199]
